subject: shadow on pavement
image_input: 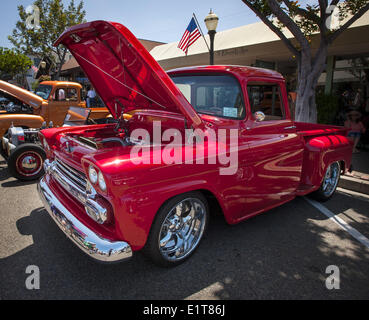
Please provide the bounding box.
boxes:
[0,196,369,300]
[1,179,38,188]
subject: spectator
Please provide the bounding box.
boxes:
[345,110,366,153]
[58,88,65,101]
[86,86,97,107]
[352,88,363,110]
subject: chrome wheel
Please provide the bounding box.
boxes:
[322,162,340,198]
[158,197,207,262]
[7,144,46,181]
[16,151,43,177]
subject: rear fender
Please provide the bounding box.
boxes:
[300,134,352,187]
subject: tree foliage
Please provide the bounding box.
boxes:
[8,0,86,79]
[0,47,32,80]
[242,0,369,122]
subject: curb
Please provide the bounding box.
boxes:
[339,175,369,195]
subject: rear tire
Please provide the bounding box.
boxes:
[311,161,341,202]
[7,143,46,181]
[143,191,209,267]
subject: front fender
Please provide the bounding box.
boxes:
[83,149,224,250]
[112,174,220,251]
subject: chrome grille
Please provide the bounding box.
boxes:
[55,158,87,190]
[44,158,108,224]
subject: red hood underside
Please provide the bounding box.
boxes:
[54,20,202,128]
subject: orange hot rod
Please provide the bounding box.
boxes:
[0,81,110,180]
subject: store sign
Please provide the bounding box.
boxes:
[216,47,248,57]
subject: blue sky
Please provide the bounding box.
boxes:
[0,0,264,48]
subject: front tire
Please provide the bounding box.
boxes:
[311,161,341,201]
[143,192,209,267]
[7,143,46,181]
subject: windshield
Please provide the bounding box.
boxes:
[170,74,245,119]
[35,84,52,100]
[63,106,91,126]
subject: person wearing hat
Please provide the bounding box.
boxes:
[345,110,366,153]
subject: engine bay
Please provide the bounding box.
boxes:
[0,92,33,114]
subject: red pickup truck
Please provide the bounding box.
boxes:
[37,21,352,267]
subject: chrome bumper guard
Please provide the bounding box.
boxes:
[1,137,16,157]
[38,176,132,263]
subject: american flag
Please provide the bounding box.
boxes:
[31,65,38,73]
[178,17,201,55]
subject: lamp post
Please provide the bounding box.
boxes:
[204,9,219,65]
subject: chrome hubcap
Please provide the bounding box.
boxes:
[22,156,38,170]
[322,162,340,197]
[158,198,207,261]
[16,152,43,176]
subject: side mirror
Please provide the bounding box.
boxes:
[254,111,265,122]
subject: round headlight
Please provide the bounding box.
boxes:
[88,165,98,184]
[98,171,106,191]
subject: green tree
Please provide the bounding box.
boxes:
[8,0,86,80]
[0,47,32,81]
[241,0,369,122]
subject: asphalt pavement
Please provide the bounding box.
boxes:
[0,155,368,300]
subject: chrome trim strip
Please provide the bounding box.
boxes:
[38,177,132,263]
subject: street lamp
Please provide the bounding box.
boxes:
[204,9,219,65]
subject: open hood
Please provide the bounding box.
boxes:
[0,80,43,109]
[54,20,203,128]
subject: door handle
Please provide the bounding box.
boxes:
[284,125,296,130]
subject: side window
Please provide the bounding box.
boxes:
[67,88,78,101]
[54,88,66,101]
[247,83,285,121]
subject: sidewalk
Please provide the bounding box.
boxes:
[339,149,369,195]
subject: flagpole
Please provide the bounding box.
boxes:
[193,13,210,53]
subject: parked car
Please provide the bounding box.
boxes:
[0,80,109,139]
[37,20,352,267]
[1,106,115,181]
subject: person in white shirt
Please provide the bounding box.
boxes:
[58,88,65,101]
[86,87,96,107]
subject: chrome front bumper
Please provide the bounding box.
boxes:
[38,176,132,263]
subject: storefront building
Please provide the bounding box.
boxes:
[150,12,369,103]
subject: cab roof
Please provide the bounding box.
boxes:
[40,81,83,88]
[167,65,284,80]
